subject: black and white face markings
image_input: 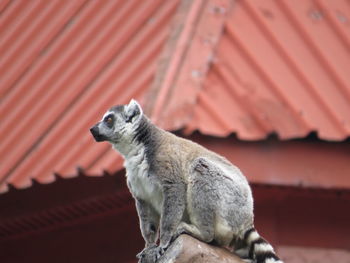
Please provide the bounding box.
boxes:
[90,107,120,143]
[90,100,144,144]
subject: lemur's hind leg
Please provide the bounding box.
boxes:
[174,157,220,243]
[175,218,215,243]
[174,205,214,243]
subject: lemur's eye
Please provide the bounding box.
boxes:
[104,115,114,127]
[106,117,113,124]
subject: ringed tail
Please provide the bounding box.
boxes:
[243,227,283,263]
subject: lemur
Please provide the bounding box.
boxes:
[90,99,283,263]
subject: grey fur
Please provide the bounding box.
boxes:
[90,100,283,263]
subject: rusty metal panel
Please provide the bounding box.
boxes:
[195,0,350,140]
[1,0,350,193]
[150,0,350,141]
[0,0,180,192]
[148,0,233,129]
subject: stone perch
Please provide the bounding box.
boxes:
[157,235,245,263]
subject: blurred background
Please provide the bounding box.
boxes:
[0,0,349,262]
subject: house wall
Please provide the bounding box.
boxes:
[1,163,349,263]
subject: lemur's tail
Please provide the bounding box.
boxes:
[242,227,283,263]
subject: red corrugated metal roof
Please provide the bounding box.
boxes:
[150,0,350,141]
[1,0,350,193]
[0,0,180,192]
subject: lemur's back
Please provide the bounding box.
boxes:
[155,129,250,185]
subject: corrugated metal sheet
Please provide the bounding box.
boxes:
[1,0,350,193]
[149,0,232,128]
[151,0,350,141]
[0,0,180,192]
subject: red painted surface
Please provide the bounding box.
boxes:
[192,135,350,189]
[150,0,350,141]
[151,0,232,127]
[0,0,180,192]
[1,0,350,192]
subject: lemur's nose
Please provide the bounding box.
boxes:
[90,125,99,135]
[90,125,101,142]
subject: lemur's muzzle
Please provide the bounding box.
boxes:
[90,125,107,142]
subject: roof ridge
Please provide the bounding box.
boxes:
[145,0,232,130]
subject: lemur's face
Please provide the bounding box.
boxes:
[90,99,143,144]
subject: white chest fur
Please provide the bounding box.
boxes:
[124,147,163,214]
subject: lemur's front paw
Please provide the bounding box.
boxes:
[137,244,156,260]
[137,245,164,263]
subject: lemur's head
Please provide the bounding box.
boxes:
[90,99,143,144]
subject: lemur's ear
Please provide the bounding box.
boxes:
[125,99,143,123]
